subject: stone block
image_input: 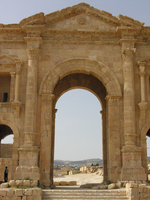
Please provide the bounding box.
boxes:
[16,180,23,187]
[23,180,31,187]
[7,189,14,197]
[32,188,42,196]
[126,182,138,189]
[9,180,16,187]
[31,180,38,187]
[15,189,23,196]
[0,183,9,188]
[108,183,116,189]
[0,189,7,196]
[59,181,68,186]
[54,182,59,186]
[32,195,42,200]
[68,181,77,186]
[99,185,108,189]
[24,189,33,196]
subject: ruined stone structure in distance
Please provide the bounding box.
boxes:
[0,3,150,187]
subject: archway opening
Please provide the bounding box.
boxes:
[54,89,103,185]
[0,125,13,182]
[147,129,150,181]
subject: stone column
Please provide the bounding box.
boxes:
[121,42,146,181]
[100,109,107,182]
[138,61,148,178]
[106,95,121,182]
[138,62,148,120]
[9,72,15,102]
[40,94,55,187]
[14,62,22,102]
[24,46,40,145]
[15,39,41,180]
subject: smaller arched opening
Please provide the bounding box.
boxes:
[146,129,150,181]
[0,125,13,182]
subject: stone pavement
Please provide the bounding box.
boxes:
[54,173,103,186]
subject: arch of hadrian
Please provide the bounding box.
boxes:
[0,3,150,187]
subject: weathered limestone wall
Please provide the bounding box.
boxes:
[0,188,41,200]
[0,144,13,158]
[0,3,149,185]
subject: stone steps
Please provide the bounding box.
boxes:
[42,189,129,200]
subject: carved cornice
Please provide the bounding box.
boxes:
[19,12,45,27]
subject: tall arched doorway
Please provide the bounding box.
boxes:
[0,125,13,182]
[40,58,122,187]
[54,88,103,183]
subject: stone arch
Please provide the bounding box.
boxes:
[40,58,123,186]
[39,58,122,97]
[0,119,19,139]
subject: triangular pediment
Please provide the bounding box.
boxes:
[0,55,22,65]
[0,55,16,65]
[19,3,144,29]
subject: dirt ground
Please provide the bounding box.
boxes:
[53,173,103,186]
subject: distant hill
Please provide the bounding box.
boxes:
[54,158,103,167]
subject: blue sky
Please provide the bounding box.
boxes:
[1,0,150,160]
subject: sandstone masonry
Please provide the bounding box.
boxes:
[0,3,150,188]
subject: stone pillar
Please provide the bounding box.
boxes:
[100,109,107,182]
[9,72,15,102]
[138,62,148,120]
[106,95,121,182]
[40,94,55,187]
[50,108,57,186]
[14,62,22,102]
[121,40,146,181]
[138,61,148,178]
[24,46,40,145]
[14,39,41,181]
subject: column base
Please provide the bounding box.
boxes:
[121,168,146,181]
[121,145,146,181]
[14,145,40,180]
[14,166,40,180]
[40,172,50,187]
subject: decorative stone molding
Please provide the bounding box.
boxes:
[39,58,122,97]
[77,15,86,25]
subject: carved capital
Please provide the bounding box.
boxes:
[138,102,148,120]
[27,46,40,59]
[138,61,147,76]
[10,72,16,76]
[122,47,136,56]
[16,62,22,74]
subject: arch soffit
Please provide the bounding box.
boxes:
[141,121,150,139]
[39,58,122,97]
[0,119,19,138]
